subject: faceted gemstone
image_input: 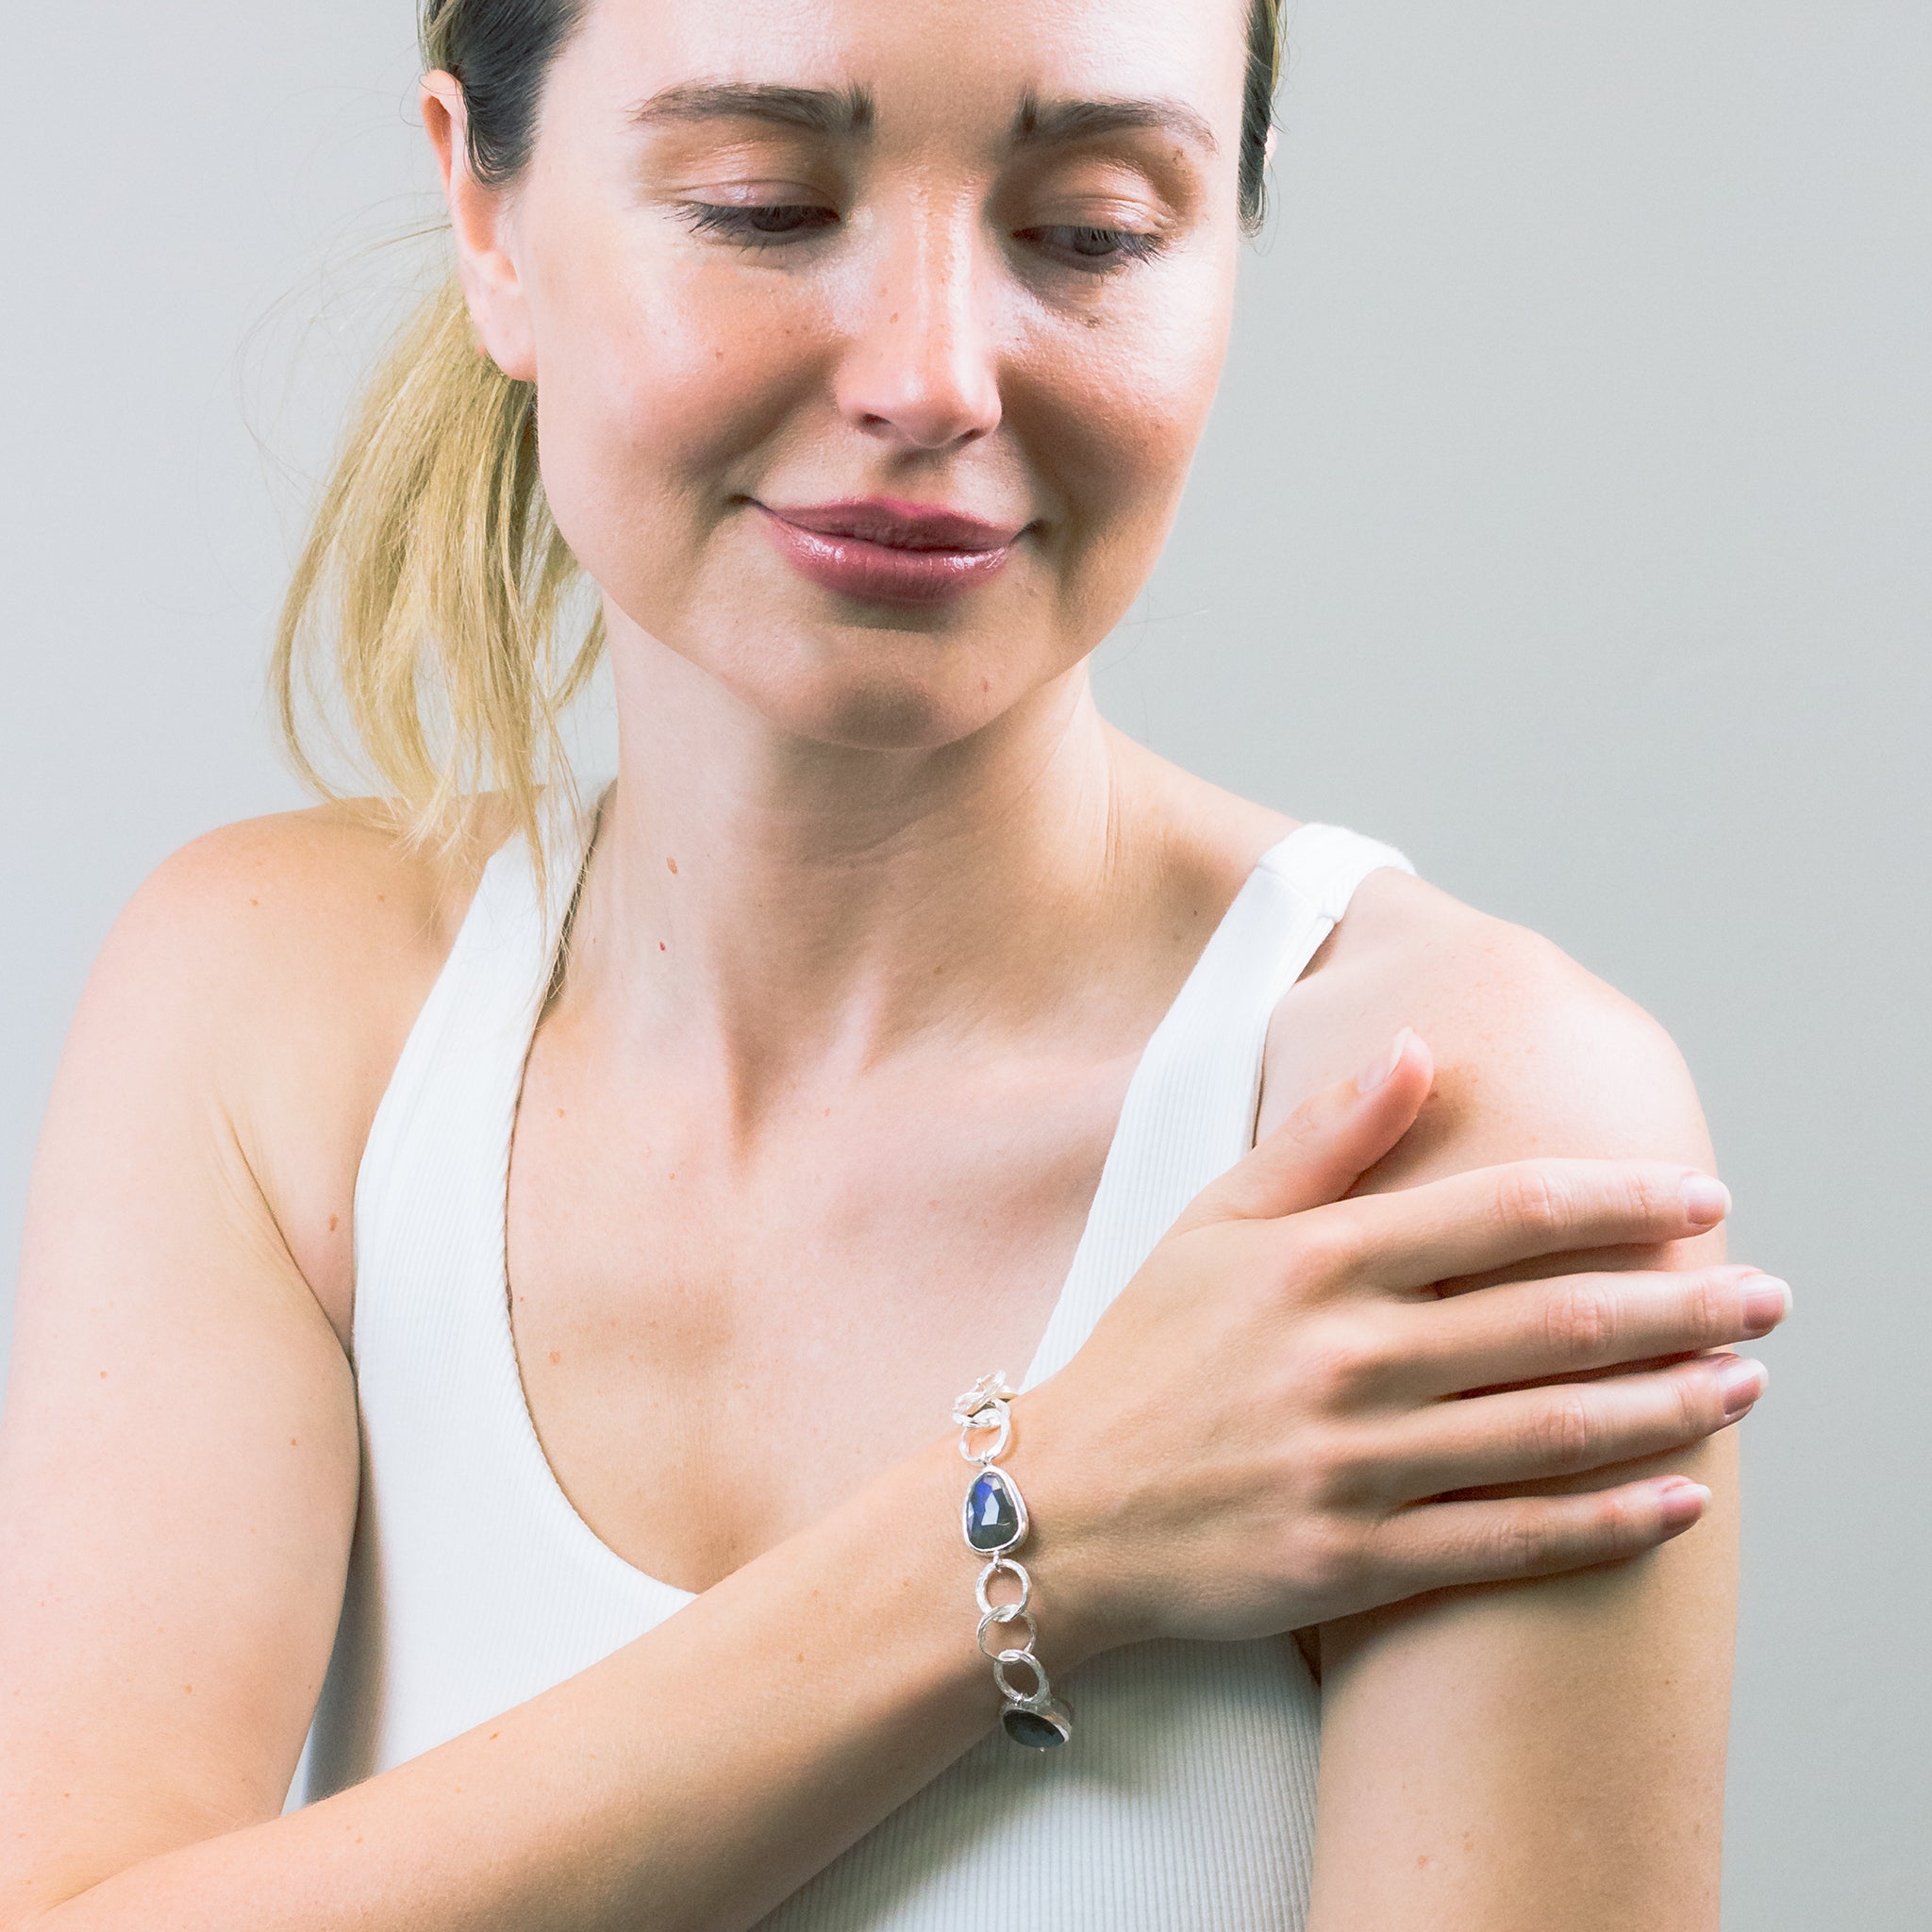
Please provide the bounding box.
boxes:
[1003,1705,1071,1749]
[964,1468,1024,1552]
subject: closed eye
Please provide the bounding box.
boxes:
[678,201,841,246]
[1016,224,1168,272]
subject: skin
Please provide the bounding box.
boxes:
[0,1,1782,1925]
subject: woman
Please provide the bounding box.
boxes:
[0,1,1786,1926]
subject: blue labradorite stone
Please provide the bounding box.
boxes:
[1003,1706,1071,1749]
[965,1469,1023,1552]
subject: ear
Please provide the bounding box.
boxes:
[421,71,538,382]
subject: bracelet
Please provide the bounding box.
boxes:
[954,1371,1074,1750]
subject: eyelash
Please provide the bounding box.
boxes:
[678,202,840,244]
[675,202,1168,273]
[1018,225,1166,270]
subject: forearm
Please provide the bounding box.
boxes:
[26,1433,1058,1932]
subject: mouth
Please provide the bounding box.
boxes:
[749,496,1027,607]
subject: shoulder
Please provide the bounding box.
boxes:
[72,792,522,1342]
[107,791,509,974]
[1262,860,1713,1178]
[95,792,514,1088]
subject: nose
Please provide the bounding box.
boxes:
[835,197,1003,451]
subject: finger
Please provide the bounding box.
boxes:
[1307,1158,1732,1293]
[1399,1265,1791,1396]
[1373,1355,1766,1502]
[1373,1473,1713,1592]
[1174,1029,1433,1235]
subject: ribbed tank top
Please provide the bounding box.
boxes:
[300,783,1414,1928]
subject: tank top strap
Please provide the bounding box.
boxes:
[1020,823,1415,1388]
[349,784,604,1347]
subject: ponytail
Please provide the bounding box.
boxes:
[269,270,601,890]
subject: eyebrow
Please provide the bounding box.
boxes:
[1011,92,1219,157]
[625,82,877,139]
[624,81,1216,161]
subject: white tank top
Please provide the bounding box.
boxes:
[301,782,1414,1928]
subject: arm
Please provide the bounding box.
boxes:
[1300,911,1744,1929]
[0,825,1041,1932]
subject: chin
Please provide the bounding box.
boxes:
[653,591,1027,751]
[751,661,1010,752]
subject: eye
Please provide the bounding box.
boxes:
[678,201,841,247]
[1016,224,1168,273]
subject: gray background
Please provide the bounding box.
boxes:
[2,3,1924,1921]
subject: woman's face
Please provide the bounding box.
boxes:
[450,0,1251,750]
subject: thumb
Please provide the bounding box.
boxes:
[1173,1028,1434,1233]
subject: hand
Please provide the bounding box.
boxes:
[1024,1030,1786,1654]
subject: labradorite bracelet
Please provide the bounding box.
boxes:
[954,1372,1074,1750]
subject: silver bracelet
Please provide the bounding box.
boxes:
[954,1371,1074,1750]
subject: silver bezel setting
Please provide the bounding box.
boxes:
[1000,1695,1074,1750]
[960,1464,1030,1557]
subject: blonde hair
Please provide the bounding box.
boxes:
[270,266,600,887]
[272,0,1284,882]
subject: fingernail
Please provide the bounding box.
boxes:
[1714,1355,1767,1421]
[1657,1477,1711,1529]
[1357,1027,1411,1096]
[1740,1274,1791,1338]
[1682,1175,1731,1226]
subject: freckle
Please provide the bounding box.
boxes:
[981,677,991,691]
[659,941,667,952]
[291,1437,298,1446]
[824,1107,831,1116]
[250,896,259,907]
[1417,1854,1429,1868]
[184,1685,192,1694]
[491,1731,500,1740]
[548,1349,561,1365]
[327,1213,339,1231]
[666,856,678,874]
[890,312,899,324]
[557,1108,566,1117]
[377,893,386,903]
[99,1370,107,1378]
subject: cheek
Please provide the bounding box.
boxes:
[521,209,821,617]
[1016,269,1237,630]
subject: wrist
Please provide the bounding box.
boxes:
[998,1382,1156,1666]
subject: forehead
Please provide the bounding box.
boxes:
[558,0,1253,142]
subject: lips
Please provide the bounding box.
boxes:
[751,497,1026,607]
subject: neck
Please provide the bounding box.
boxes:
[566,623,1165,1113]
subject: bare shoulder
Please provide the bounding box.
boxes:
[1269,872,1736,1928]
[121,790,514,963]
[77,791,520,1344]
[1263,864,1713,1176]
